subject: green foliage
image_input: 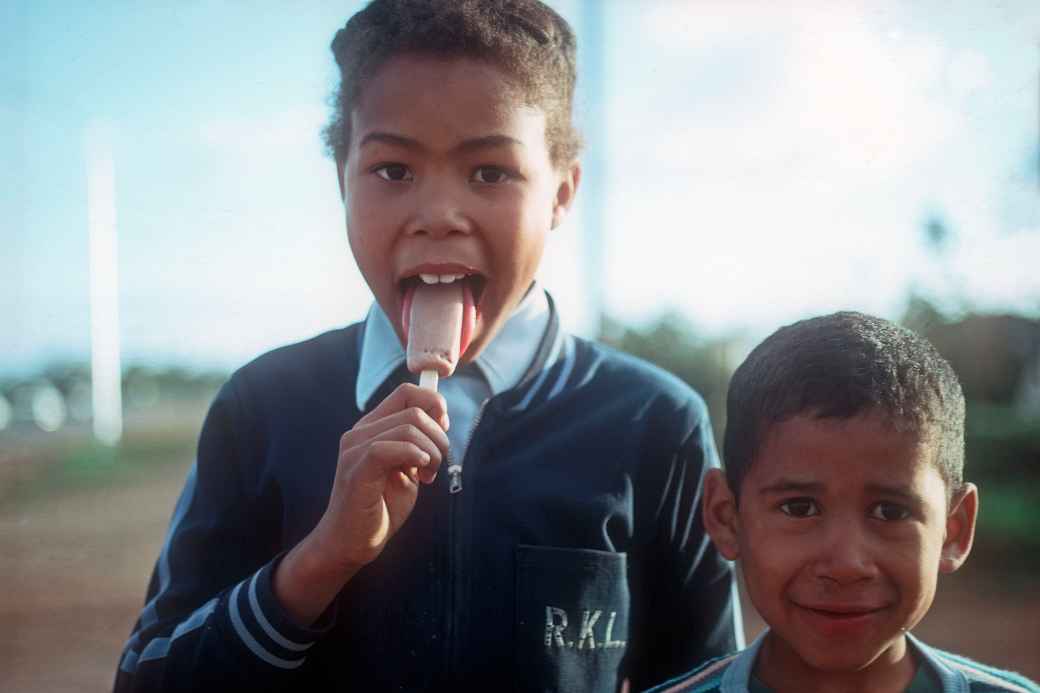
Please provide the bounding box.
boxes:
[1,427,198,508]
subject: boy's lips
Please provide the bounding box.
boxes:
[793,601,890,637]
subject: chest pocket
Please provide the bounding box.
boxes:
[515,545,630,693]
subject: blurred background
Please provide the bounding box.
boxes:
[1,1,1038,690]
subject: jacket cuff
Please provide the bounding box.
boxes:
[226,553,336,669]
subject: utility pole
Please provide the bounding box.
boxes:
[581,0,607,338]
[86,120,122,445]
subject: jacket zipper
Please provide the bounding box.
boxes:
[446,398,490,680]
[448,399,489,494]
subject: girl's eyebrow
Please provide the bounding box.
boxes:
[453,134,524,154]
[358,131,523,154]
[359,131,423,151]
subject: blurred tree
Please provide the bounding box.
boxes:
[901,298,1040,561]
[923,214,952,256]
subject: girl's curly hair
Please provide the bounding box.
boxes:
[322,0,582,168]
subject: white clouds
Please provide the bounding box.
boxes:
[596,1,1034,331]
[198,105,329,159]
[946,49,992,100]
[626,1,960,179]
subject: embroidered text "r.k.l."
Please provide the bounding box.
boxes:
[544,606,626,650]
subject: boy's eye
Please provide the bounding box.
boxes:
[779,498,819,518]
[374,164,413,182]
[471,166,512,184]
[869,502,911,521]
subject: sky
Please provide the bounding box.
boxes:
[1,0,1038,377]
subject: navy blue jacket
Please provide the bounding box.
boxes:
[115,306,740,692]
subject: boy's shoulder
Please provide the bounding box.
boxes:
[643,634,1040,693]
[912,636,1040,693]
[640,650,744,693]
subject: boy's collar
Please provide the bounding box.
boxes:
[721,630,974,693]
[355,282,550,411]
[718,630,767,693]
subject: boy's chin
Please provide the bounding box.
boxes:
[765,628,909,678]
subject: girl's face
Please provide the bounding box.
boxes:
[340,54,579,362]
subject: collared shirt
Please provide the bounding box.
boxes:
[650,629,1033,693]
[356,283,551,463]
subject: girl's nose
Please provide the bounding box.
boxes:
[406,180,473,239]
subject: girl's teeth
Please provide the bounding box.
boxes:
[419,273,465,284]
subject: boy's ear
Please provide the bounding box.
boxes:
[940,482,978,574]
[551,161,581,229]
[703,468,741,561]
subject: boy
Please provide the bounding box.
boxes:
[114,2,740,691]
[648,312,1039,693]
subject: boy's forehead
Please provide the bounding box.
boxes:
[748,414,941,490]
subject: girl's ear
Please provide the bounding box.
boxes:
[940,482,978,574]
[337,159,347,201]
[703,468,741,561]
[551,161,581,229]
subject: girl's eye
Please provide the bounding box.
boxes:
[471,166,511,184]
[374,164,412,182]
[779,498,820,518]
[870,502,911,522]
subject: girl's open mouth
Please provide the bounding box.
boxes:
[399,270,486,356]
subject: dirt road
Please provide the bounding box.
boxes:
[2,451,1037,692]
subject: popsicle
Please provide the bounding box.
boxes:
[406,281,465,392]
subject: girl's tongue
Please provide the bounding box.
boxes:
[401,280,476,376]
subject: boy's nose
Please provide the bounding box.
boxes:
[812,522,879,586]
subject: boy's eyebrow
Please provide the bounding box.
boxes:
[758,479,825,495]
[863,482,925,505]
[357,132,524,154]
[757,479,927,505]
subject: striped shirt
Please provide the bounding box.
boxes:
[645,631,1039,693]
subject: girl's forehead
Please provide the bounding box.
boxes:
[350,55,547,151]
[360,54,526,111]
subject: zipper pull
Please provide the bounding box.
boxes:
[448,464,463,494]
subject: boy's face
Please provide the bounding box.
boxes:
[340,54,579,361]
[704,413,977,682]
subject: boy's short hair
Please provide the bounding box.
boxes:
[724,311,965,501]
[323,0,582,168]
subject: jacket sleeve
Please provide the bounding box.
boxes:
[113,381,334,692]
[627,399,743,691]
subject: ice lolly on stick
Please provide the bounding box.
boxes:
[406,281,465,391]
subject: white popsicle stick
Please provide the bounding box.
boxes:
[419,369,439,391]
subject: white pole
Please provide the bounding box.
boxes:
[581,0,607,337]
[86,120,122,445]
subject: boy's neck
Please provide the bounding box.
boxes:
[754,630,918,693]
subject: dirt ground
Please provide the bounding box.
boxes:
[1,447,1037,692]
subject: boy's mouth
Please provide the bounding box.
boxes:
[793,601,889,636]
[398,268,487,355]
